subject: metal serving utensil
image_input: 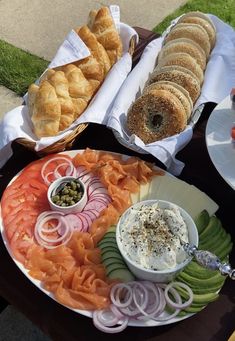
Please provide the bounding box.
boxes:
[181,241,235,280]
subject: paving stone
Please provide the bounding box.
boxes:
[0,0,187,61]
[0,86,22,121]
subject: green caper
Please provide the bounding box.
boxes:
[70,200,76,205]
[62,189,69,195]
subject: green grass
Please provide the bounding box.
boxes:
[154,0,235,33]
[0,40,48,96]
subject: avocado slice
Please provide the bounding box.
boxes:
[199,216,220,240]
[183,261,219,279]
[194,210,210,234]
[177,271,225,288]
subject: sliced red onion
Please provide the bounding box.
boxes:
[151,286,182,321]
[94,309,120,327]
[41,156,76,186]
[93,311,129,334]
[110,284,133,308]
[164,281,193,310]
[34,212,73,249]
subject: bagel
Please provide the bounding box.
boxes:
[127,89,187,143]
[158,38,207,70]
[156,52,204,85]
[143,80,193,119]
[178,15,216,49]
[148,65,201,103]
[164,23,211,58]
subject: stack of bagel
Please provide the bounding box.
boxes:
[28,7,123,138]
[127,11,216,144]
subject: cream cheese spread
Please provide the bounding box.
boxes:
[119,203,189,271]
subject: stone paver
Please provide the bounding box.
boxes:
[0,86,22,121]
[0,0,187,61]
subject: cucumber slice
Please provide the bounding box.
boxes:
[106,263,128,276]
[108,268,135,282]
[101,250,124,262]
[103,257,126,268]
[98,241,118,250]
[102,231,116,240]
[101,246,120,255]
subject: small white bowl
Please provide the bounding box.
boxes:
[116,199,198,283]
[47,176,88,214]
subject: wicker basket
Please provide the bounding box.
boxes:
[17,36,136,156]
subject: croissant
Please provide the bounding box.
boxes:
[28,6,124,138]
[31,81,61,137]
[88,7,123,66]
[46,70,75,131]
[76,25,111,75]
[62,64,93,119]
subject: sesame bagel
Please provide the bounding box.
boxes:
[164,23,211,58]
[158,38,207,70]
[127,89,187,143]
[148,65,201,103]
[178,15,216,49]
[156,52,204,85]
[143,80,193,120]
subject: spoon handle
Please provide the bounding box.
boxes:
[183,243,235,280]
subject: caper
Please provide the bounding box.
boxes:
[70,200,75,205]
[51,195,60,203]
[62,189,69,195]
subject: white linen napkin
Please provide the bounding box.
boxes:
[0,20,138,169]
[107,14,235,175]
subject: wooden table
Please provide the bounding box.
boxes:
[0,28,234,341]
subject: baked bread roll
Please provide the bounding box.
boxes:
[28,84,39,117]
[143,81,193,120]
[63,64,93,119]
[88,7,123,66]
[127,89,187,143]
[31,81,61,138]
[148,65,201,103]
[46,70,75,131]
[164,23,211,58]
[76,25,111,75]
[73,55,104,94]
[158,38,207,70]
[178,12,216,48]
[156,52,204,85]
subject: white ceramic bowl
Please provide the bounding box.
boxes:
[47,176,88,214]
[116,199,199,283]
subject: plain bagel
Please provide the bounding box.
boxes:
[158,38,207,70]
[164,23,211,58]
[178,11,216,48]
[148,65,201,103]
[143,80,193,120]
[156,52,204,85]
[127,89,187,144]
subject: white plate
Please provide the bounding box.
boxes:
[206,95,235,190]
[0,150,219,327]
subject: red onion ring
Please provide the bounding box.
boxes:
[164,281,193,310]
[34,212,73,249]
[41,156,76,186]
[110,284,133,308]
[93,311,129,334]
